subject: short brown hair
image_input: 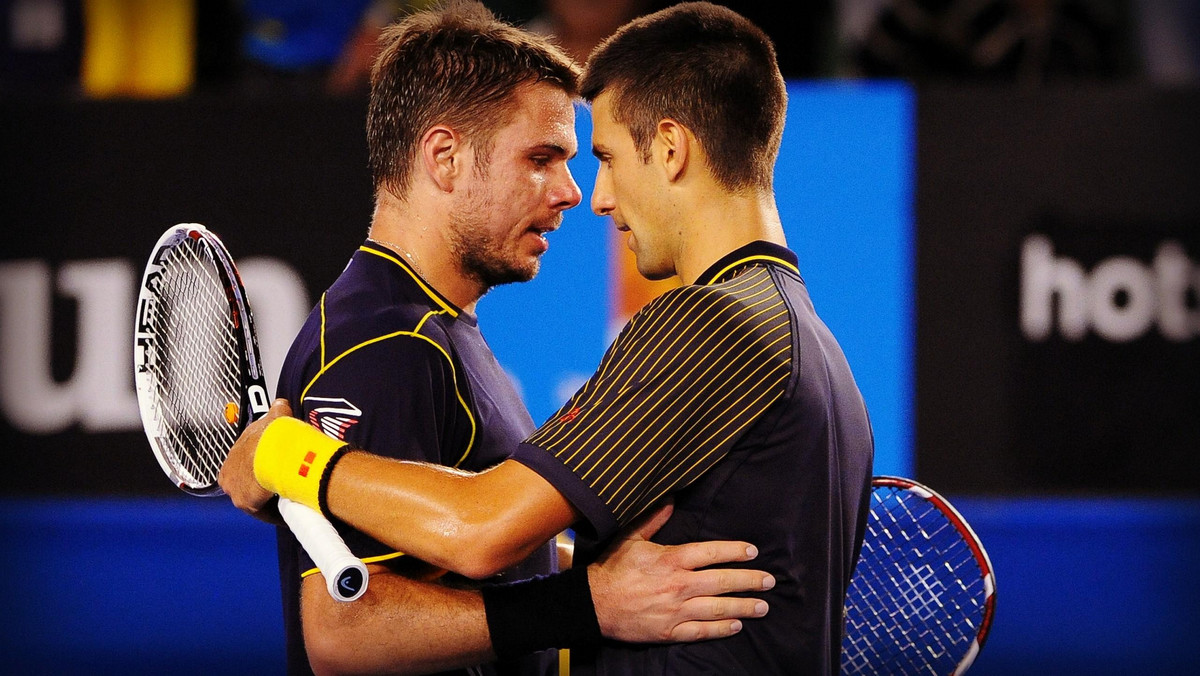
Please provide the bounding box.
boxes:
[580,2,786,192]
[367,0,580,197]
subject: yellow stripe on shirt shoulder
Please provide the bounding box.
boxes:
[319,293,328,367]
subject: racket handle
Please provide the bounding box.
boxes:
[278,497,369,602]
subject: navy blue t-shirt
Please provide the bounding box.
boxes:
[275,240,556,676]
[515,241,875,675]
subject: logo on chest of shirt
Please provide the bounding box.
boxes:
[306,397,363,440]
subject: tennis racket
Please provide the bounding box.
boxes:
[133,223,368,602]
[841,476,996,676]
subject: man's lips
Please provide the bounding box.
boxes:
[526,220,559,253]
[530,215,562,238]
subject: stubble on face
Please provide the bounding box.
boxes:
[447,175,548,291]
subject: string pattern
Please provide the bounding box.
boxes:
[141,238,242,492]
[841,483,990,675]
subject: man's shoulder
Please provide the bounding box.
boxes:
[321,249,457,344]
[621,268,795,370]
[278,286,458,398]
[321,285,455,350]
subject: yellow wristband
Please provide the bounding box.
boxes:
[253,417,346,513]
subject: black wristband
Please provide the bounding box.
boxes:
[316,445,354,521]
[481,565,603,659]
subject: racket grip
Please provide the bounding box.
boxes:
[278,497,369,602]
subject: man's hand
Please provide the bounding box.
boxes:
[218,398,292,522]
[587,502,773,643]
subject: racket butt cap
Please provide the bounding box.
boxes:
[329,562,369,602]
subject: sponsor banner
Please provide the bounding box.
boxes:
[1012,220,1199,491]
[0,97,371,495]
[916,87,1200,493]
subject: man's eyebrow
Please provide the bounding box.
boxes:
[532,143,577,160]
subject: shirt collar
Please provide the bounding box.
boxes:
[696,240,800,286]
[358,240,462,317]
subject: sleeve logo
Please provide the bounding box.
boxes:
[305,397,363,441]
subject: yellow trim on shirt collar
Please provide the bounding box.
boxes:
[702,255,799,285]
[359,245,459,317]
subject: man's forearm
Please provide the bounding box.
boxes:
[301,569,495,676]
[325,452,578,579]
[243,414,581,579]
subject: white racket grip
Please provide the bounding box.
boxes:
[278,497,369,602]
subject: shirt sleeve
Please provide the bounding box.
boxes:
[298,332,469,465]
[293,330,470,565]
[513,281,793,540]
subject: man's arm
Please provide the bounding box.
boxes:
[222,402,774,668]
[224,400,585,578]
[298,503,772,675]
[327,449,573,579]
[301,569,493,676]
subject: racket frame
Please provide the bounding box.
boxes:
[134,223,269,495]
[134,223,367,602]
[842,475,997,676]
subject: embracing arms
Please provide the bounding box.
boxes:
[220,401,773,674]
[298,502,767,675]
[222,401,579,578]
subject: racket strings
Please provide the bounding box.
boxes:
[841,487,988,675]
[143,240,243,489]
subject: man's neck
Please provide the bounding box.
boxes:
[369,191,486,311]
[675,190,786,285]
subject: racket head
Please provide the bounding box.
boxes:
[133,223,269,496]
[841,475,997,676]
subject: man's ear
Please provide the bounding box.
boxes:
[655,118,691,183]
[421,125,464,192]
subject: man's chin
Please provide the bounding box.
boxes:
[637,261,674,281]
[479,262,539,289]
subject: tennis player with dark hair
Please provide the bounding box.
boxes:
[230,3,775,675]
[223,2,873,673]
